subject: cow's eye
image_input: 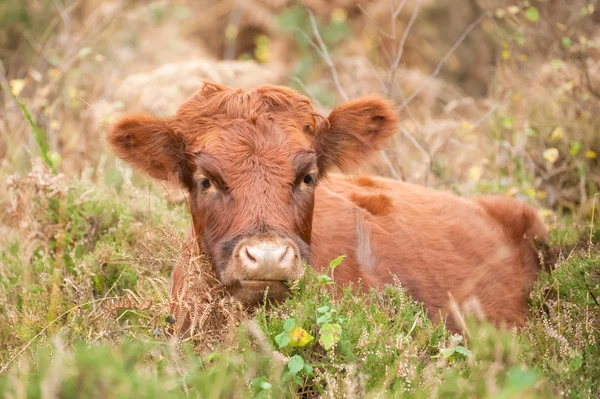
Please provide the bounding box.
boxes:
[199,178,212,190]
[303,174,315,185]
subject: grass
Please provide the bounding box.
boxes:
[0,162,598,398]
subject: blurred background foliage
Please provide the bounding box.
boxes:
[1,0,598,222]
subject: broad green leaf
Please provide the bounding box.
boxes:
[283,318,296,333]
[524,7,539,22]
[440,348,456,357]
[329,255,346,269]
[317,306,330,314]
[304,364,314,376]
[288,326,314,347]
[316,313,332,325]
[275,332,290,348]
[454,346,473,357]
[562,37,572,48]
[251,376,272,391]
[319,323,342,350]
[288,355,305,375]
[496,367,540,399]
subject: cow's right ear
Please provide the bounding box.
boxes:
[108,115,187,182]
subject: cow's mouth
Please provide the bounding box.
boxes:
[228,280,291,306]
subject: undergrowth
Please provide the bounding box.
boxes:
[0,163,598,398]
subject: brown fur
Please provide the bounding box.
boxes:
[108,82,548,333]
[348,192,394,216]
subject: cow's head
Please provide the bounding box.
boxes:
[109,83,397,304]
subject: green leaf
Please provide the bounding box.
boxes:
[275,332,290,348]
[303,363,314,376]
[329,255,346,269]
[524,7,539,22]
[16,101,56,173]
[78,47,92,59]
[501,117,514,129]
[319,323,342,350]
[454,346,473,357]
[288,355,305,375]
[570,352,583,371]
[251,376,272,391]
[551,59,564,69]
[317,306,330,314]
[316,313,332,325]
[283,318,296,333]
[526,128,538,137]
[317,275,333,285]
[440,348,456,357]
[562,37,572,48]
[451,335,463,343]
[496,367,540,399]
[570,141,582,156]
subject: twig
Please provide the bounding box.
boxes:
[307,10,348,102]
[289,75,320,104]
[401,126,432,185]
[399,13,488,110]
[306,9,400,179]
[388,0,422,97]
[461,95,507,134]
[582,57,600,99]
[357,5,394,40]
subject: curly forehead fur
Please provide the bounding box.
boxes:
[172,83,328,142]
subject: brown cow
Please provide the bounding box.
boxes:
[108,82,548,333]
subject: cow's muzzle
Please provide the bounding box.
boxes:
[222,234,304,305]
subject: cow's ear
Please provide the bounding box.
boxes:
[316,96,398,174]
[108,115,187,182]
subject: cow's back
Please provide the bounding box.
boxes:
[310,174,547,330]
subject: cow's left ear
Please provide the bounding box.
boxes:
[316,96,398,174]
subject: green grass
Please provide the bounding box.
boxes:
[0,164,598,398]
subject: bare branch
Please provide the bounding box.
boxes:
[303,9,400,179]
[393,0,410,19]
[307,10,349,102]
[399,13,487,110]
[357,5,394,40]
[401,126,432,185]
[289,27,325,59]
[288,75,320,105]
[388,0,422,96]
[379,149,402,180]
[391,0,421,69]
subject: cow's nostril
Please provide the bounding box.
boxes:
[278,246,292,265]
[244,247,257,263]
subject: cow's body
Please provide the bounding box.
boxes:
[109,82,547,334]
[310,174,545,330]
